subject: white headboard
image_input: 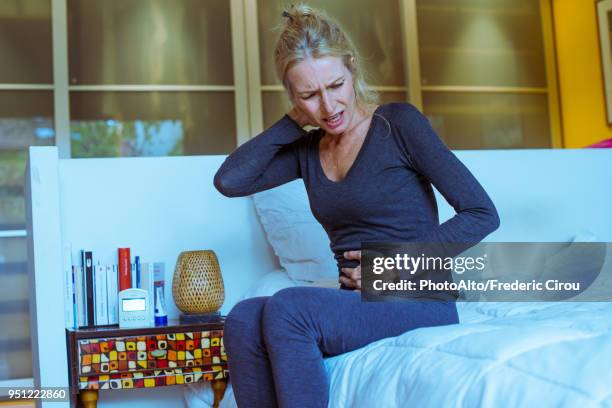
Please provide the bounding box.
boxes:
[440,149,612,242]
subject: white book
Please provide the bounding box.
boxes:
[75,266,86,327]
[94,264,108,325]
[140,262,155,325]
[101,264,109,325]
[106,264,118,325]
[113,264,119,324]
[93,264,100,325]
[62,243,75,329]
[105,264,112,325]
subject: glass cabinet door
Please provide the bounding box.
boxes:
[0,0,52,84]
[416,0,557,149]
[67,0,238,157]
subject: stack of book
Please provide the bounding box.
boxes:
[63,244,164,329]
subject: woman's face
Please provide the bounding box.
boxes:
[286,56,358,136]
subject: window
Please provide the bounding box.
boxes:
[67,0,242,158]
[416,0,560,148]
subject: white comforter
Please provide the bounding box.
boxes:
[186,272,612,408]
[325,301,612,408]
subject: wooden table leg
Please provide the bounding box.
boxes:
[80,389,99,408]
[211,379,228,408]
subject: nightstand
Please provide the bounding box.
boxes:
[66,319,228,408]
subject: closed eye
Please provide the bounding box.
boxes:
[299,82,344,100]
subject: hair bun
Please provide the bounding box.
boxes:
[281,4,316,24]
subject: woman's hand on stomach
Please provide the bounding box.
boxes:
[340,250,361,291]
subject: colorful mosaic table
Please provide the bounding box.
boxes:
[66,320,228,408]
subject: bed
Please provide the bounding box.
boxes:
[184,149,612,408]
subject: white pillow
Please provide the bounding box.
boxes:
[252,180,338,282]
[242,270,298,298]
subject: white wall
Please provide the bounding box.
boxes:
[58,154,279,318]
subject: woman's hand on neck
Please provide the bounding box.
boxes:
[288,106,315,128]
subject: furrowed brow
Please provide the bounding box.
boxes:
[296,76,345,95]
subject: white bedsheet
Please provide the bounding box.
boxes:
[185,272,612,408]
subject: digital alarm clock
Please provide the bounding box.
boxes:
[118,288,153,328]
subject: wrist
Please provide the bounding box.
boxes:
[286,111,303,128]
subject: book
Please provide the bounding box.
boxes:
[106,264,118,325]
[70,265,77,329]
[94,264,108,326]
[82,250,95,327]
[79,252,85,326]
[75,265,86,328]
[135,256,141,289]
[118,248,131,291]
[131,262,137,289]
[62,243,75,329]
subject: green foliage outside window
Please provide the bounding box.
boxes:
[0,150,26,228]
[70,119,183,158]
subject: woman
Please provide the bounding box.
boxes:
[214,5,499,407]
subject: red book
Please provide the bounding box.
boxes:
[118,248,132,291]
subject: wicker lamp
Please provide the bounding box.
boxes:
[172,250,225,323]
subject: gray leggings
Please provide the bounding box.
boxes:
[224,286,458,408]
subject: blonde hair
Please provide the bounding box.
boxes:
[274,4,378,108]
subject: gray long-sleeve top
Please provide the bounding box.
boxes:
[214,103,500,283]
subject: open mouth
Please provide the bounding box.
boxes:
[324,111,344,128]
